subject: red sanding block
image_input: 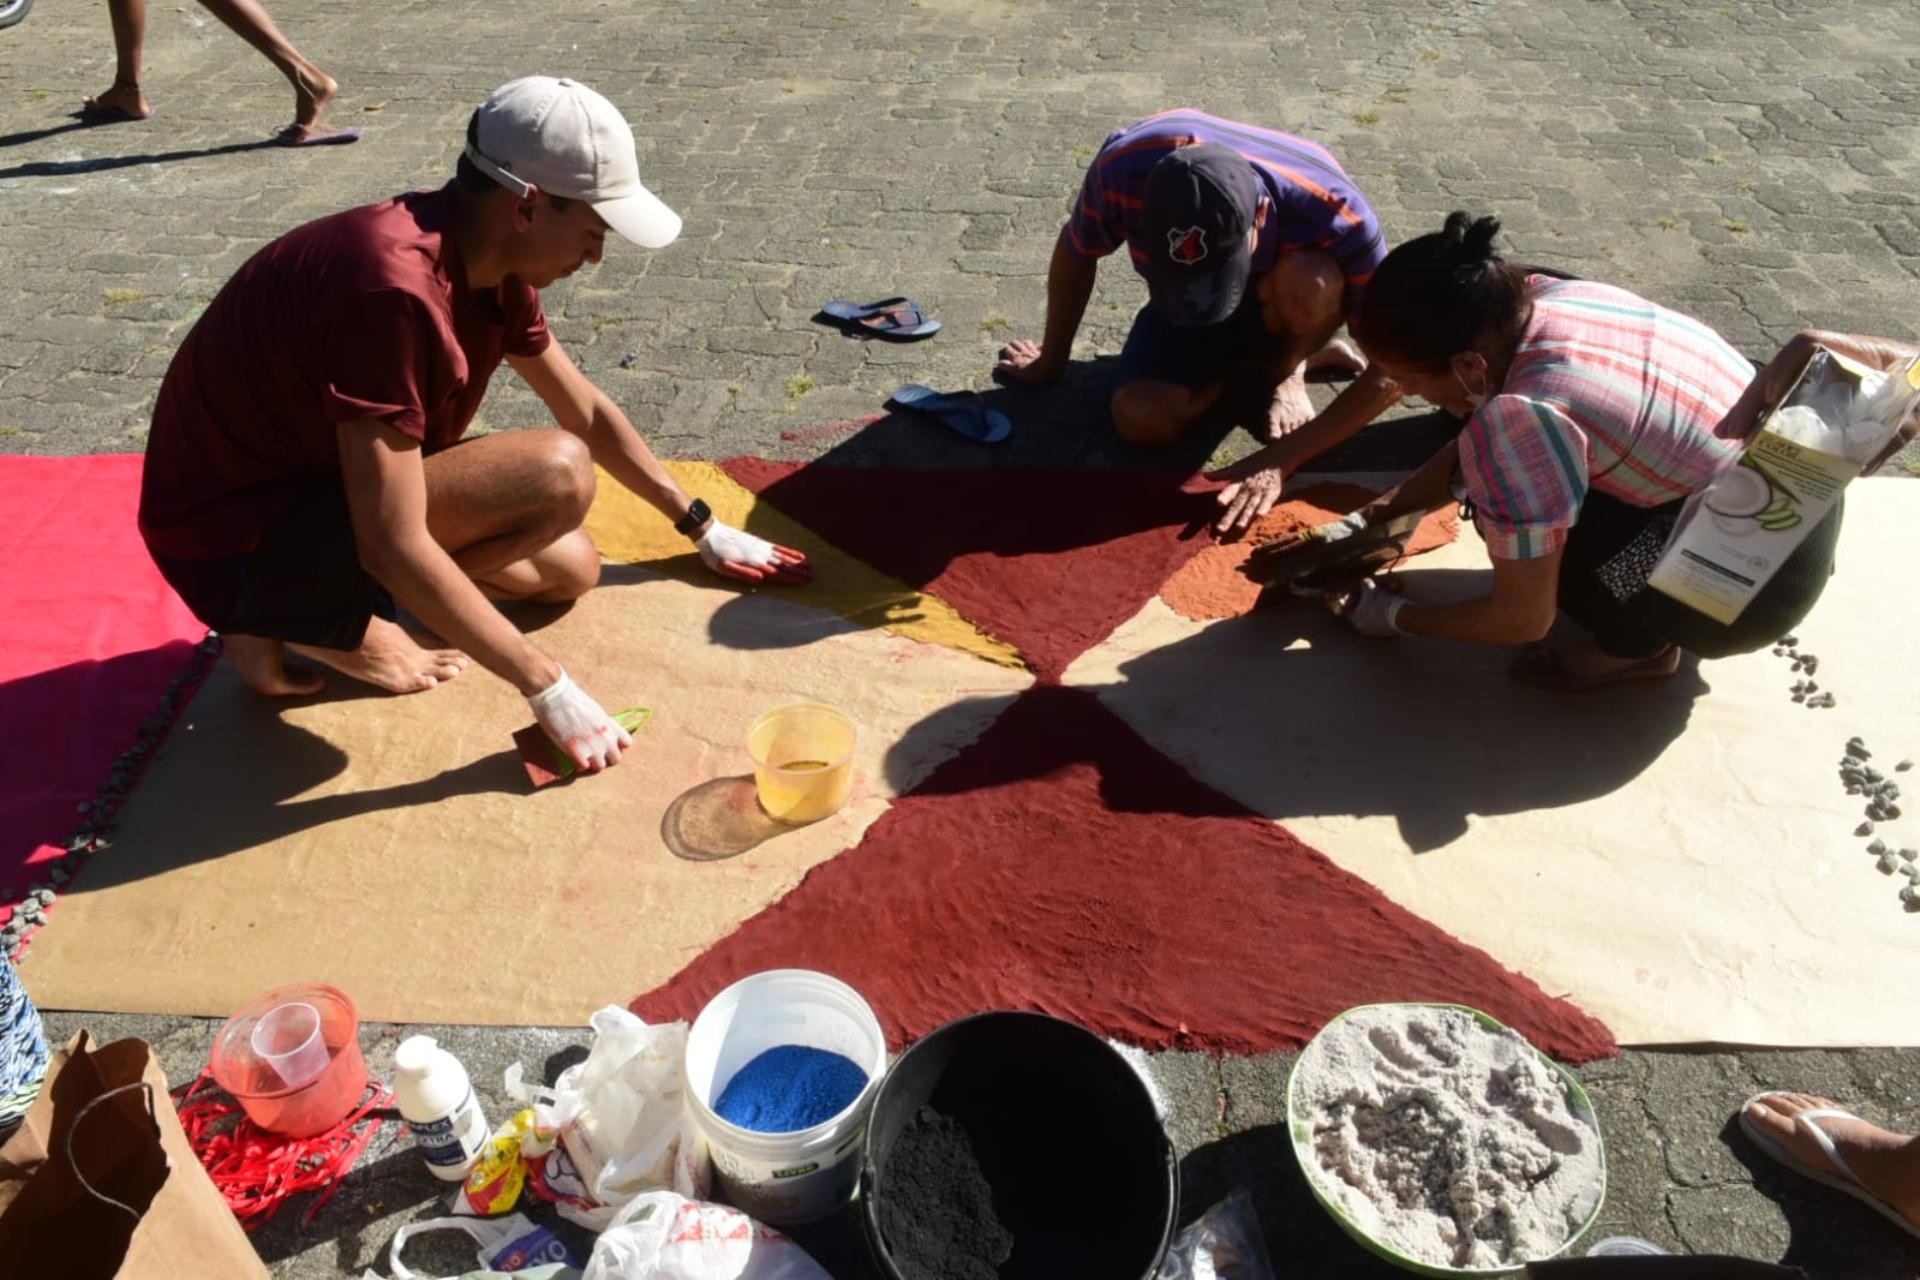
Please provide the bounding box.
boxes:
[514,707,651,788]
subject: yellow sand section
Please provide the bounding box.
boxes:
[585,462,1023,671]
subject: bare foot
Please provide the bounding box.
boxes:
[1745,1093,1920,1228]
[287,616,469,694]
[1304,337,1367,379]
[291,67,338,131]
[81,80,153,121]
[1266,372,1317,441]
[225,634,326,697]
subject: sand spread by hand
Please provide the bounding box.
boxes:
[1161,484,1458,622]
[1294,1006,1603,1270]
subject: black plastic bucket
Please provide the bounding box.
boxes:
[860,1011,1178,1278]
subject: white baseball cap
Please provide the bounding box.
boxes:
[465,76,681,249]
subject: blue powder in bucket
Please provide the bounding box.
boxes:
[713,1045,869,1133]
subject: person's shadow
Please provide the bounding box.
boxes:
[878,567,1704,850]
[0,116,281,178]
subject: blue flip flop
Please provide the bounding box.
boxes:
[886,384,1011,444]
[820,297,941,341]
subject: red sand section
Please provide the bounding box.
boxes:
[1161,484,1459,622]
[637,685,1618,1063]
[0,456,205,901]
[722,460,1217,678]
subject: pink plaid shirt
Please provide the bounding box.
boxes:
[1459,277,1755,560]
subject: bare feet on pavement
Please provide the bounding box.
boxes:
[1745,1093,1920,1228]
[274,67,353,143]
[1266,370,1317,440]
[82,80,153,120]
[1305,336,1367,379]
[283,616,470,694]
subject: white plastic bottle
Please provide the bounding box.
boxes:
[392,1035,489,1180]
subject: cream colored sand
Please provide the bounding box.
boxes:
[23,571,1030,1024]
[1067,478,1919,1047]
[585,461,1023,670]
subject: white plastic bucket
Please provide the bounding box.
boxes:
[684,969,887,1226]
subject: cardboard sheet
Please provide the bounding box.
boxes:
[22,571,1030,1023]
[1066,478,1920,1047]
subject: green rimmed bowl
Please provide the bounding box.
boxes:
[1286,1003,1607,1278]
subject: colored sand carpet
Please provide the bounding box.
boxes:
[0,455,205,910]
[712,1045,868,1133]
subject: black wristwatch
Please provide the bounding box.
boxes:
[674,497,712,538]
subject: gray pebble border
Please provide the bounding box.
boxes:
[1,633,223,964]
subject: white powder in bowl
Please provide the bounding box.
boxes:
[1293,1006,1604,1271]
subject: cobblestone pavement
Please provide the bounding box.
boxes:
[7,0,1920,1274]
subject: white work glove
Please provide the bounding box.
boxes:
[695,520,812,585]
[528,667,631,772]
[1309,511,1370,544]
[1332,580,1408,637]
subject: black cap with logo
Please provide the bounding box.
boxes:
[1140,142,1261,327]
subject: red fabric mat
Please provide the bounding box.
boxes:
[722,460,1219,679]
[0,456,205,904]
[635,685,1618,1063]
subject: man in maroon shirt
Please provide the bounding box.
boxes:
[139,77,809,774]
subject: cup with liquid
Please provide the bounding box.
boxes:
[747,703,856,824]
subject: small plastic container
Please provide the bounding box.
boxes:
[210,984,366,1138]
[684,969,886,1226]
[746,703,856,824]
[250,1001,329,1089]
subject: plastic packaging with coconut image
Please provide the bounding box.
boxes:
[1707,459,1800,535]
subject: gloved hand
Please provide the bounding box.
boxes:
[1309,511,1370,544]
[1332,580,1408,637]
[696,521,813,584]
[528,667,631,772]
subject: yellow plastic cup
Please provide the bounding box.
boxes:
[747,703,856,824]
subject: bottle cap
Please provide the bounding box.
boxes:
[393,1034,439,1080]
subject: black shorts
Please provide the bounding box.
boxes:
[149,481,394,652]
[1114,294,1279,393]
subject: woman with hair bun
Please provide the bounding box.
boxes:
[1262,210,1901,689]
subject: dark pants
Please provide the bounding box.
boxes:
[1114,294,1281,394]
[1557,490,1843,660]
[148,479,395,652]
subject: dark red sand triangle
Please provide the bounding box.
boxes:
[635,685,1618,1063]
[722,460,1218,679]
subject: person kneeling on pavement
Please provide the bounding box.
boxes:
[137,76,809,771]
[1257,212,1917,689]
[995,109,1399,532]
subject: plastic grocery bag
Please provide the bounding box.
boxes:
[504,1008,709,1231]
[364,1213,581,1279]
[1156,1191,1276,1280]
[583,1192,829,1280]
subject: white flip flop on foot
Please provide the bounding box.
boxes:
[1737,1091,1920,1241]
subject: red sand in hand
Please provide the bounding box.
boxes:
[722,460,1217,679]
[1162,484,1460,622]
[635,685,1617,1063]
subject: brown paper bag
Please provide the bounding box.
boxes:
[0,1032,266,1280]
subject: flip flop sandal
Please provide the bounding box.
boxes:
[1509,644,1680,692]
[1738,1092,1920,1241]
[885,384,1011,444]
[275,125,364,147]
[820,297,941,340]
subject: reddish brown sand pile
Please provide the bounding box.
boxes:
[635,685,1618,1063]
[1160,484,1460,622]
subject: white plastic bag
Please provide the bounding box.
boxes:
[583,1192,829,1280]
[365,1213,582,1279]
[504,1007,709,1231]
[1156,1191,1276,1280]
